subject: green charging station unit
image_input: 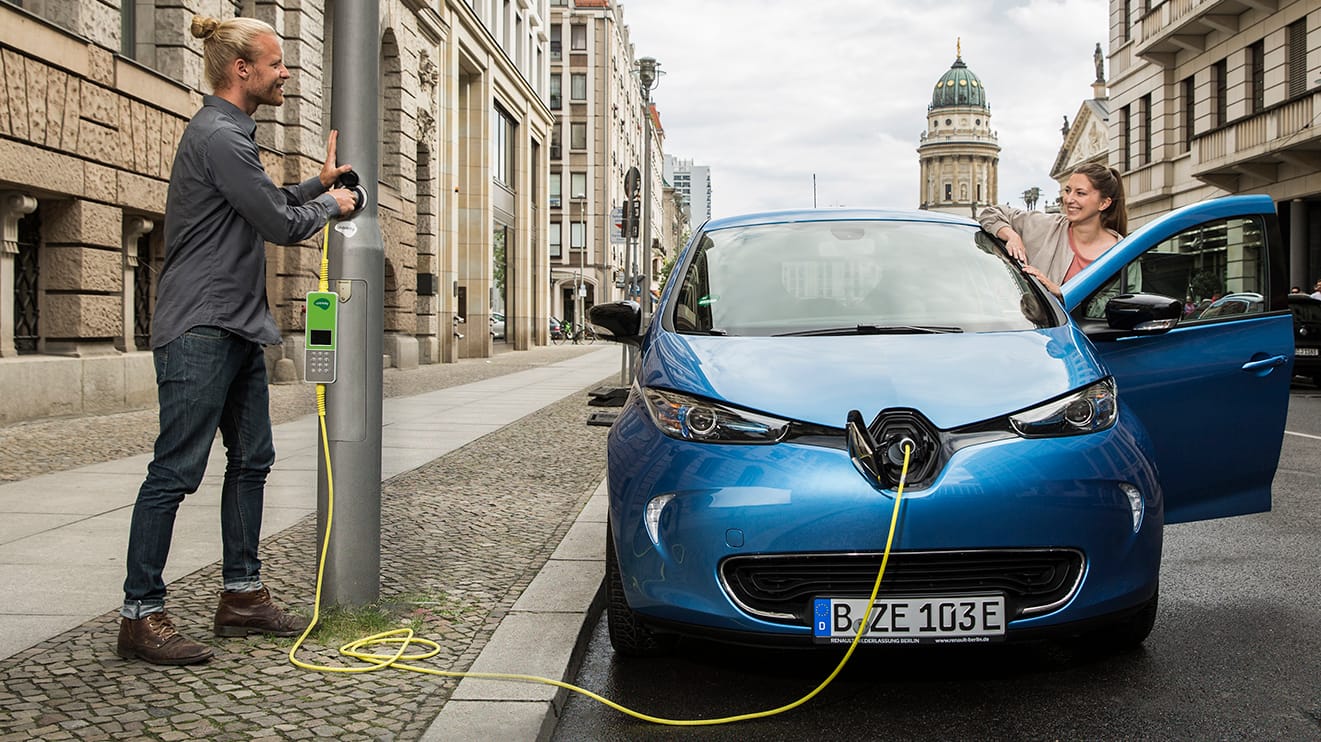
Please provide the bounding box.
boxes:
[305,290,339,383]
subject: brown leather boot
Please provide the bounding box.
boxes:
[214,587,309,637]
[116,611,213,665]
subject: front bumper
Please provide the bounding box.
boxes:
[606,402,1164,642]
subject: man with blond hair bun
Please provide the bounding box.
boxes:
[117,14,357,665]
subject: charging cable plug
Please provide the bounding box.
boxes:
[885,437,917,467]
[335,169,369,214]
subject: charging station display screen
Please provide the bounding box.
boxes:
[305,292,338,351]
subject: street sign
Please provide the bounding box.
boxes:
[610,206,625,244]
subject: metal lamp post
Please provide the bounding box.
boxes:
[320,0,384,608]
[575,196,585,336]
[635,56,662,325]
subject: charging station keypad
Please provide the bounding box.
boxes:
[305,349,336,383]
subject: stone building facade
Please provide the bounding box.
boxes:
[547,0,662,327]
[1108,0,1321,286]
[0,0,553,424]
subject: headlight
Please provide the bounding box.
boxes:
[640,386,789,444]
[1010,378,1117,437]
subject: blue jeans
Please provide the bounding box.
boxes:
[122,326,274,618]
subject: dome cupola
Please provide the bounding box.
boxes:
[930,42,988,110]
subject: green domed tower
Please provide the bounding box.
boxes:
[918,41,1000,214]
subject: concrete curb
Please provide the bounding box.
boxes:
[421,480,608,741]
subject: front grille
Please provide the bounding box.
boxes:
[720,549,1083,626]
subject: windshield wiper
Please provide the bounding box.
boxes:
[678,327,728,336]
[773,324,964,337]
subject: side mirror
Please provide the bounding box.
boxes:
[589,300,643,347]
[1099,293,1182,338]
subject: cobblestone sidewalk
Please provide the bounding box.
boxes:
[0,345,615,740]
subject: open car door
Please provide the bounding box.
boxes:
[1063,195,1291,524]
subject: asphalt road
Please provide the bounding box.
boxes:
[553,384,1321,741]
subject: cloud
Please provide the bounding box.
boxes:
[622,0,1109,217]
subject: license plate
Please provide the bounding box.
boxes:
[812,595,1006,645]
[1297,347,1318,357]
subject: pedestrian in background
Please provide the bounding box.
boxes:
[1311,280,1321,300]
[118,14,357,665]
[978,163,1128,298]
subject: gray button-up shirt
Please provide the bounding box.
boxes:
[153,95,338,348]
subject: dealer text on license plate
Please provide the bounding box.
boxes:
[1297,347,1318,356]
[812,595,1006,645]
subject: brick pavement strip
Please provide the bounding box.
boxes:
[0,346,615,741]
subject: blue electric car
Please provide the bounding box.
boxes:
[589,195,1290,655]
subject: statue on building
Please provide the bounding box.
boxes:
[1094,42,1105,83]
[1062,115,1070,138]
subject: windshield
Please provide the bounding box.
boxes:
[667,219,1055,337]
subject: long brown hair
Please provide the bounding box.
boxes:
[190,15,277,92]
[1073,162,1127,236]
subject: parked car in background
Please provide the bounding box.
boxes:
[1288,293,1321,386]
[550,316,564,340]
[490,312,505,339]
[1192,292,1265,319]
[589,196,1290,657]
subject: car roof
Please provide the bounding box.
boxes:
[701,208,978,232]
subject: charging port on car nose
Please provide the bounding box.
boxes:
[873,411,941,489]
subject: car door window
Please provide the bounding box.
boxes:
[1077,216,1269,322]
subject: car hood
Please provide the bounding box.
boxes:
[639,326,1105,430]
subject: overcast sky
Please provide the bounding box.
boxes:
[619,0,1111,219]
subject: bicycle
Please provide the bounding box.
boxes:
[554,321,595,345]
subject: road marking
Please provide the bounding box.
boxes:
[1285,430,1321,441]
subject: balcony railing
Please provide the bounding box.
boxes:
[1193,93,1321,189]
[1136,0,1271,66]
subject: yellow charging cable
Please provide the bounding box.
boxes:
[289,223,913,724]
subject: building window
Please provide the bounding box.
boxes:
[1288,18,1308,99]
[13,209,40,354]
[571,73,587,101]
[550,172,561,208]
[1122,0,1132,43]
[1181,75,1195,153]
[492,104,516,187]
[570,122,587,150]
[549,74,561,109]
[121,1,136,58]
[1139,94,1152,167]
[550,221,562,258]
[1248,40,1265,114]
[570,220,585,250]
[1121,104,1132,170]
[550,24,561,61]
[133,231,153,349]
[571,171,586,199]
[570,24,586,51]
[1212,59,1227,128]
[943,183,952,201]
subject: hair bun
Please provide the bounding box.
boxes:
[190,16,221,40]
